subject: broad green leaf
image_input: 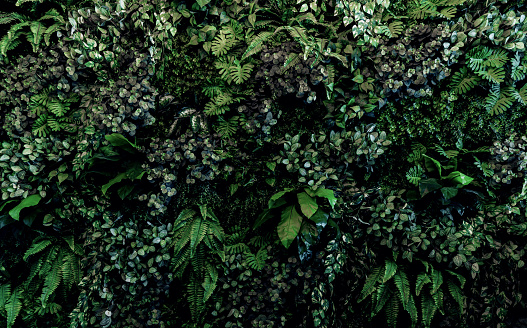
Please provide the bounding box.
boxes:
[117,185,134,200]
[297,192,318,218]
[308,209,329,226]
[440,187,458,199]
[104,133,139,153]
[314,188,336,209]
[277,205,303,248]
[444,171,474,186]
[419,179,442,198]
[9,194,41,221]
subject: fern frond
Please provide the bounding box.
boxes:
[0,28,25,56]
[241,31,274,61]
[434,144,458,159]
[438,6,456,19]
[0,12,29,25]
[44,23,62,46]
[407,293,418,324]
[447,279,465,314]
[280,52,301,74]
[386,293,400,328]
[373,283,391,316]
[445,269,466,288]
[23,239,52,261]
[359,266,383,301]
[40,253,62,306]
[27,21,44,52]
[202,263,218,302]
[0,283,11,309]
[6,286,22,328]
[422,294,437,327]
[383,260,398,283]
[393,270,410,310]
[416,272,431,296]
[430,268,443,295]
[187,273,205,322]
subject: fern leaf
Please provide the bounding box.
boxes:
[416,272,431,296]
[407,293,418,324]
[202,263,218,302]
[434,144,459,159]
[44,23,62,46]
[28,21,44,53]
[373,283,391,316]
[447,279,465,314]
[23,239,52,261]
[281,52,301,74]
[241,31,273,61]
[383,260,398,283]
[0,283,11,309]
[0,29,24,56]
[393,270,410,310]
[386,293,400,328]
[445,269,466,288]
[40,255,62,306]
[6,286,22,328]
[430,268,443,295]
[0,12,28,25]
[190,218,207,258]
[359,266,383,302]
[187,274,205,322]
[422,294,437,327]
[174,209,197,230]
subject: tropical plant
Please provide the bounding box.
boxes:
[0,9,65,58]
[28,87,79,137]
[254,187,337,249]
[170,205,225,324]
[358,256,466,328]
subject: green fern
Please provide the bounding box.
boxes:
[386,294,400,327]
[485,84,513,115]
[241,31,274,61]
[393,270,411,310]
[5,286,22,328]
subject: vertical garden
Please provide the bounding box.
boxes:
[0,0,527,327]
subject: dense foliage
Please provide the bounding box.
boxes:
[1,0,526,327]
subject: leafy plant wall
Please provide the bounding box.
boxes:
[0,0,527,327]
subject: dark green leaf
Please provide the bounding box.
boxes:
[9,195,41,221]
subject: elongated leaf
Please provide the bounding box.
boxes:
[444,171,474,186]
[253,208,274,229]
[6,286,22,328]
[9,194,41,220]
[0,283,11,309]
[104,133,139,153]
[297,192,318,218]
[419,179,442,198]
[268,188,293,208]
[277,205,303,248]
[23,239,52,261]
[383,260,397,283]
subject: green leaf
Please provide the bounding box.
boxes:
[314,188,337,209]
[6,286,22,328]
[423,154,442,176]
[277,205,303,248]
[117,185,134,200]
[196,0,211,7]
[253,208,273,229]
[308,209,329,226]
[268,188,293,208]
[101,173,127,195]
[440,187,458,199]
[383,260,397,283]
[297,192,318,219]
[104,133,139,153]
[9,194,41,221]
[444,171,474,186]
[419,179,442,198]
